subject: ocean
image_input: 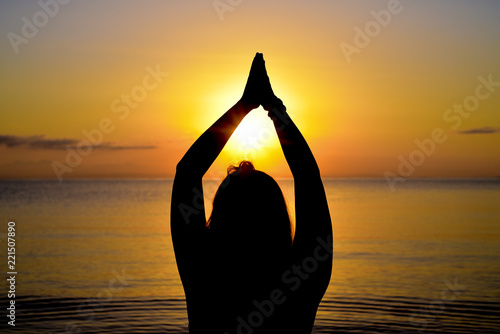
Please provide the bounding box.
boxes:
[0,178,499,333]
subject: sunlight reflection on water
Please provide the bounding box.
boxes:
[0,178,499,333]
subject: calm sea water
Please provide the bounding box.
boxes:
[0,178,499,333]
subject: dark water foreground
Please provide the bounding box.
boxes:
[2,294,499,333]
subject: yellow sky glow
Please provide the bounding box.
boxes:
[0,1,499,179]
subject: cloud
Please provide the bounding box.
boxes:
[0,135,157,150]
[457,127,500,135]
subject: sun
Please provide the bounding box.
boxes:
[225,108,279,161]
[194,76,303,169]
[197,83,281,164]
[234,111,273,147]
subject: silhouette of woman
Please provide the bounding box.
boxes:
[171,53,332,334]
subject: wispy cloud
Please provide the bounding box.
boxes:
[0,135,157,150]
[457,127,500,135]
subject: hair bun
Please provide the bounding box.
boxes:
[227,160,255,176]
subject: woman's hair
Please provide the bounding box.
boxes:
[207,161,293,271]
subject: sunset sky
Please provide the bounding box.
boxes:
[1,0,499,179]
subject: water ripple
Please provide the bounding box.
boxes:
[2,294,499,333]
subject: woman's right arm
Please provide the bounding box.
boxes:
[268,100,333,258]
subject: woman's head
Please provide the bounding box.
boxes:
[208,161,292,266]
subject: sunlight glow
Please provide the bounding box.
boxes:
[196,82,283,167]
[226,109,279,159]
[233,111,275,149]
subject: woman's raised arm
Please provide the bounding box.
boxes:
[261,59,332,269]
[170,53,263,277]
[269,100,332,252]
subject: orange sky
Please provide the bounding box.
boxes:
[1,1,499,180]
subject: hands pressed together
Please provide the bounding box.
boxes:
[240,53,285,114]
